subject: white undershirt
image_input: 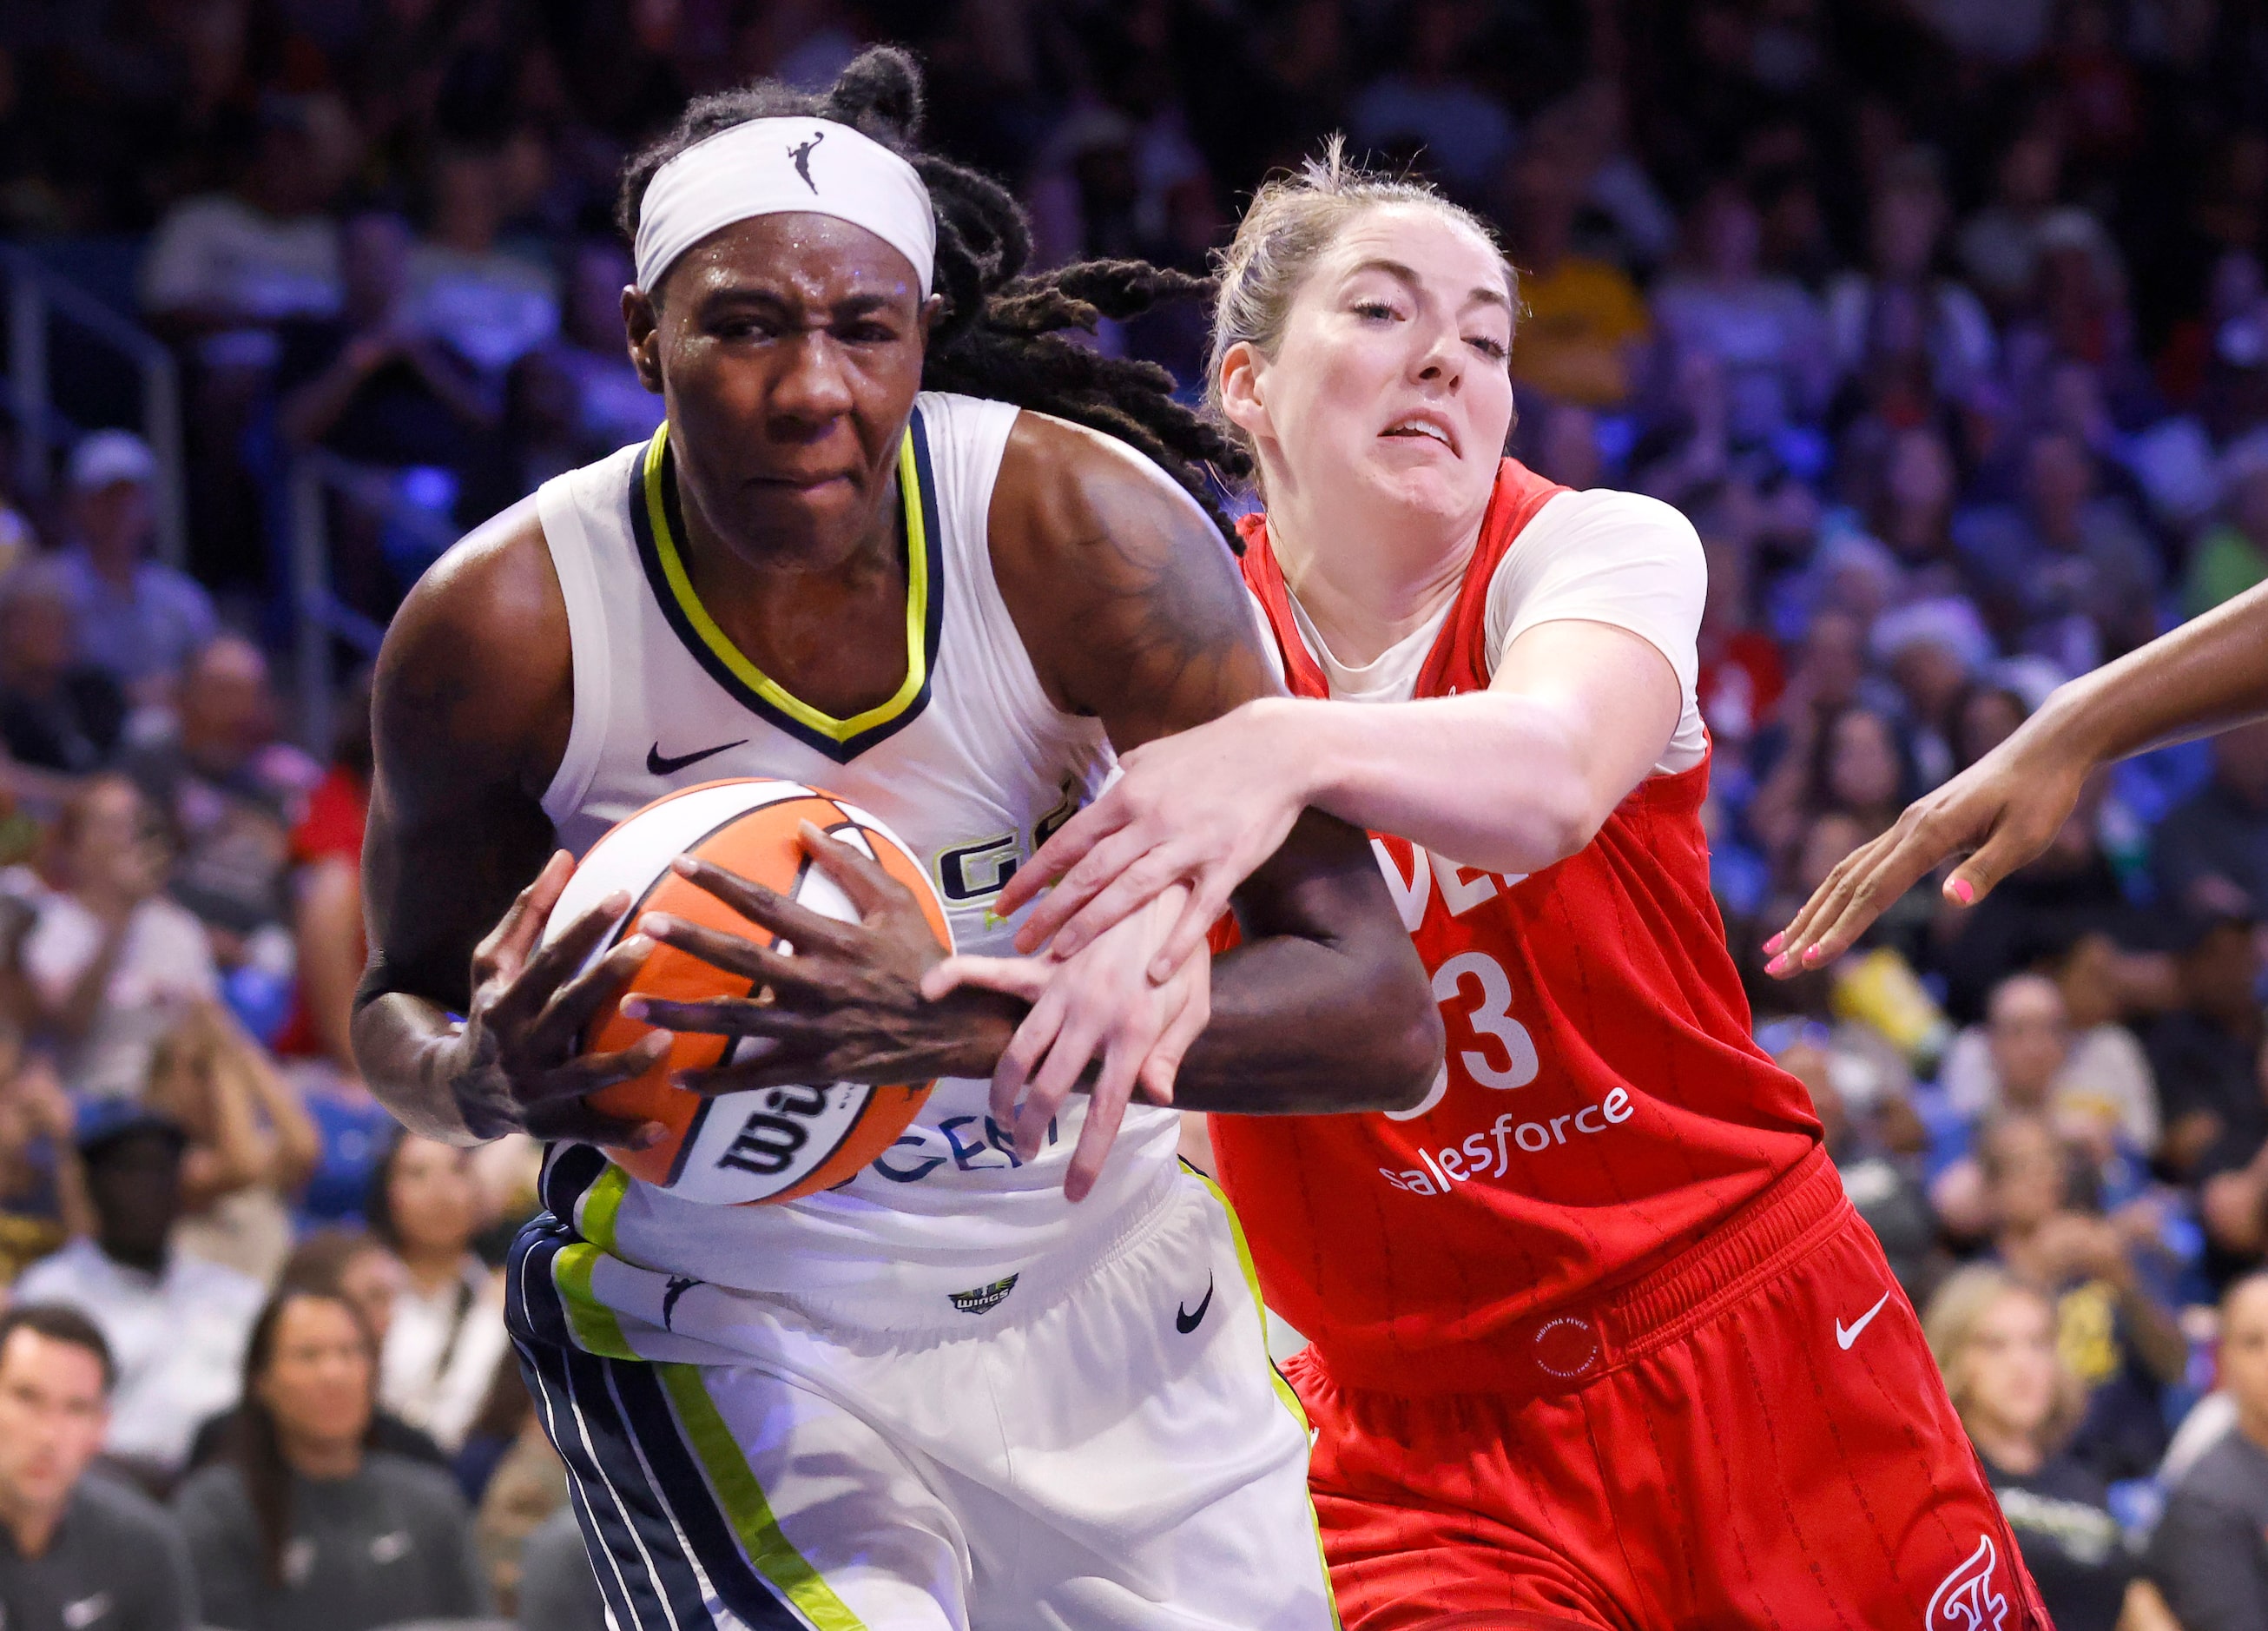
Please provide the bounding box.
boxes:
[1268,487,1711,776]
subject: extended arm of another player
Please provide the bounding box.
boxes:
[999,617,1680,976]
[966,415,1442,1138]
[1770,577,2268,974]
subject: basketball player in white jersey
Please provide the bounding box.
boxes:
[349,50,1437,1631]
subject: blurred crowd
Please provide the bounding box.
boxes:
[7,0,2268,1628]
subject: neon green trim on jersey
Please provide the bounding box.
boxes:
[553,1242,636,1360]
[639,422,930,745]
[1189,1164,1343,1630]
[657,1363,867,1630]
[580,1164,629,1255]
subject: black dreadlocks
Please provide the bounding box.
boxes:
[617,46,1251,543]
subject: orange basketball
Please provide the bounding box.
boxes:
[540,778,952,1205]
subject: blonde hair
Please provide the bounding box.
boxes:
[1204,137,1518,468]
[1922,1264,2087,1449]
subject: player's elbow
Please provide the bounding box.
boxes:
[1338,943,1444,1113]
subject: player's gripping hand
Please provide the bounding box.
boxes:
[623,821,1022,1093]
[923,883,1210,1204]
[1765,723,2089,977]
[447,850,672,1147]
[998,698,1308,982]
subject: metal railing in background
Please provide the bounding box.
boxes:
[1,245,185,566]
[286,451,450,749]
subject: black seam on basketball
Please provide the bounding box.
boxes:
[627,419,940,764]
[584,792,813,1186]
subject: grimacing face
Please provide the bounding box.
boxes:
[1221,204,1514,542]
[624,211,941,573]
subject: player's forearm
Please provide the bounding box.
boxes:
[2034,578,2268,769]
[350,986,486,1145]
[1169,813,1441,1113]
[1171,927,1441,1114]
[1292,693,1627,875]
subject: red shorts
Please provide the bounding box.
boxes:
[1292,1147,2050,1631]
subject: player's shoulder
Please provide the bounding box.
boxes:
[993,406,1215,549]
[1524,485,1702,555]
[376,490,572,784]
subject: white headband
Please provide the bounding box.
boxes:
[633,116,936,294]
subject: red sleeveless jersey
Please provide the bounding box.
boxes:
[1211,459,1822,1394]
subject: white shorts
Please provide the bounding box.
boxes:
[507,1150,1337,1631]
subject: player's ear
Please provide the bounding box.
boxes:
[1216,340,1269,440]
[623,285,663,393]
[917,292,945,345]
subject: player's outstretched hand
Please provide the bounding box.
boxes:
[999,698,1307,982]
[451,850,672,1147]
[626,821,1020,1093]
[1765,725,2090,977]
[922,884,1210,1203]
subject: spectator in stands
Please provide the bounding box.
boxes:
[123,635,318,968]
[1923,1265,2154,1631]
[1344,0,1513,196]
[137,94,349,352]
[0,1025,89,1286]
[1826,149,1996,407]
[0,561,126,780]
[1498,150,1651,410]
[270,676,393,1232]
[1652,182,1831,446]
[185,1232,445,1479]
[367,1133,508,1456]
[1776,1031,1940,1300]
[1958,119,2067,318]
[1870,598,1994,789]
[1972,1112,2187,1482]
[2153,719,2268,918]
[408,144,559,379]
[2150,1271,2268,1629]
[465,1356,561,1608]
[1955,429,2162,671]
[0,1304,198,1631]
[173,1284,489,1631]
[275,205,496,471]
[538,237,665,459]
[50,433,216,708]
[143,1001,319,1284]
[12,1104,262,1483]
[21,775,218,1100]
[516,1506,604,1631]
[1860,426,1965,582]
[2183,437,2268,617]
[1749,702,1915,861]
[2146,909,2265,1183]
[1940,970,2159,1165]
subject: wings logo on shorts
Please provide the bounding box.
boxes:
[1926,1535,2008,1631]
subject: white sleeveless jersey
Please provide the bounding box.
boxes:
[534,391,1178,1301]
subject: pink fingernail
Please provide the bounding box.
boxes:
[1802,945,1823,965]
[1949,878,1976,905]
[1763,931,1785,954]
[1764,954,1788,976]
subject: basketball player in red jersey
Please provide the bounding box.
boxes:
[948,149,2052,1630]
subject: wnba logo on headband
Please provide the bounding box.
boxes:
[633,116,936,294]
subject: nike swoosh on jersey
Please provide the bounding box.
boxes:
[1836,1289,1893,1350]
[1177,1274,1214,1334]
[647,738,748,776]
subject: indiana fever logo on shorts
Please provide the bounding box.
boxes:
[1926,1535,2008,1631]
